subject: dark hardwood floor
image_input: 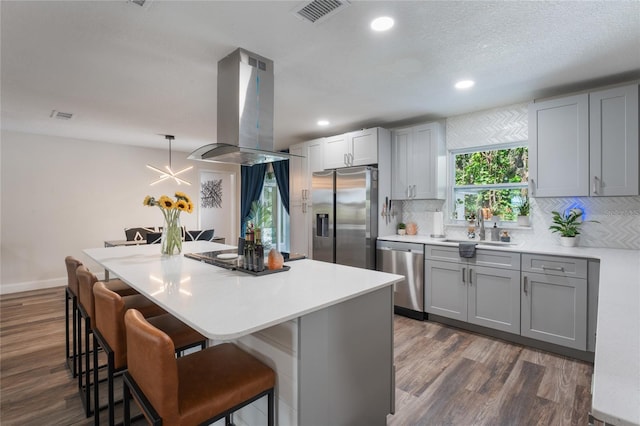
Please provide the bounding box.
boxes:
[388,315,594,425]
[1,288,594,425]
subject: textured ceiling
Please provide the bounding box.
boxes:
[1,1,639,153]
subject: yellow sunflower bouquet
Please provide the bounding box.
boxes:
[143,192,193,255]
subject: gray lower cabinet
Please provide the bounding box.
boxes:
[521,254,589,351]
[424,246,521,334]
[424,259,467,321]
[468,265,521,334]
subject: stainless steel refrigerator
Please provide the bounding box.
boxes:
[312,167,378,269]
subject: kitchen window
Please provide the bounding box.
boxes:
[255,169,290,253]
[451,143,528,223]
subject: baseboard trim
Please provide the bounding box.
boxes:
[1,271,107,295]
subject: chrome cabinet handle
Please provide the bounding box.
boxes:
[541,265,564,272]
[462,267,466,283]
[344,153,348,166]
[593,176,599,195]
[469,268,473,285]
[530,178,536,197]
[302,202,306,213]
[349,153,354,166]
[407,186,411,199]
[523,276,528,294]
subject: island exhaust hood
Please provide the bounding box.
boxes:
[188,48,300,166]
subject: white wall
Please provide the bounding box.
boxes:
[0,130,240,294]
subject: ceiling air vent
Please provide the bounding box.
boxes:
[293,0,350,24]
[127,0,154,10]
[50,110,73,120]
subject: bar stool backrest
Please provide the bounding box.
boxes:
[76,266,98,329]
[93,281,129,370]
[65,256,83,297]
[125,309,180,421]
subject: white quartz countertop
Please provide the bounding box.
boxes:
[83,241,403,341]
[379,234,640,425]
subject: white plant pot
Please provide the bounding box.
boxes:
[398,229,406,236]
[560,236,577,247]
[517,216,530,226]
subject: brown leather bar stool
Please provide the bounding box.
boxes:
[92,282,207,426]
[64,256,83,378]
[76,266,164,418]
[66,256,138,378]
[123,309,276,426]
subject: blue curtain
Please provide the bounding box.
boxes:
[240,164,267,237]
[272,159,289,214]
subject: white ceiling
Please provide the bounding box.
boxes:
[2,1,639,153]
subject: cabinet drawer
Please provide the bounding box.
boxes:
[424,245,520,270]
[522,254,587,278]
[424,245,460,262]
[473,250,520,270]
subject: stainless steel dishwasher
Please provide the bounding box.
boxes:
[376,240,424,320]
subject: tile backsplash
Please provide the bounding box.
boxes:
[400,196,640,250]
[396,102,640,250]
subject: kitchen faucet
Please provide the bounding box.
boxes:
[477,208,485,240]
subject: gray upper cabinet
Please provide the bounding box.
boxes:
[589,84,639,196]
[323,127,381,169]
[391,122,446,200]
[529,93,590,197]
[529,83,639,197]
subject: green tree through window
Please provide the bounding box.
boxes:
[452,145,528,222]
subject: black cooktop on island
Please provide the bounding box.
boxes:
[184,249,304,276]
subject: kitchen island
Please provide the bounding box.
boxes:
[84,241,403,426]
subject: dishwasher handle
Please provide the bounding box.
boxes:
[377,246,423,255]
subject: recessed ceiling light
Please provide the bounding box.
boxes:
[455,80,475,90]
[317,119,330,126]
[371,16,394,32]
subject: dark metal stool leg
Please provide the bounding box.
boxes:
[84,315,92,417]
[268,389,274,426]
[94,333,100,426]
[123,376,131,426]
[72,296,78,377]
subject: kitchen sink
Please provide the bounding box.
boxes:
[439,238,521,247]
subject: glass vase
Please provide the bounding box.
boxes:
[161,216,182,255]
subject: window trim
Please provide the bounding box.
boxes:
[449,141,528,223]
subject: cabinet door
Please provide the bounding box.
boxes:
[529,94,589,197]
[590,84,639,196]
[307,139,325,173]
[289,143,307,205]
[391,128,411,199]
[521,272,587,350]
[424,260,467,321]
[411,123,439,199]
[323,134,349,169]
[349,128,378,167]
[468,266,520,334]
[290,200,310,256]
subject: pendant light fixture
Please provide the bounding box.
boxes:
[147,135,193,186]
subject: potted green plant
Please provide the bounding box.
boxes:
[549,208,598,247]
[397,222,406,236]
[517,197,530,226]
